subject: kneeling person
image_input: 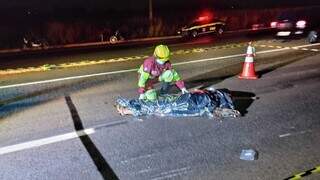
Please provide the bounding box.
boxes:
[137,44,188,100]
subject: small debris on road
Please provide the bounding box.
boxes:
[240,149,258,161]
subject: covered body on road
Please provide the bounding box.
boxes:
[116,89,240,118]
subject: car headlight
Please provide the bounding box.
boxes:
[270,21,277,28]
[296,20,306,29]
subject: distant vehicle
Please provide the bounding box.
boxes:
[251,23,268,31]
[23,37,49,49]
[177,19,226,38]
[109,30,124,43]
[246,23,274,35]
[271,8,320,40]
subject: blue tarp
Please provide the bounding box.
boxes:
[116,89,240,118]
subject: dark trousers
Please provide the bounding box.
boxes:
[160,82,171,95]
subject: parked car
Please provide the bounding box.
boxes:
[177,19,226,38]
[271,7,320,39]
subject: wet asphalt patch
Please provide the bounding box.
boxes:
[65,96,119,180]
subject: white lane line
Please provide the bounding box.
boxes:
[279,133,291,138]
[0,69,137,89]
[294,43,320,48]
[151,167,191,180]
[0,119,127,156]
[279,130,312,138]
[0,128,95,155]
[173,53,246,65]
[311,49,319,52]
[1,43,320,90]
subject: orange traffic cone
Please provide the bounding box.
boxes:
[238,42,258,79]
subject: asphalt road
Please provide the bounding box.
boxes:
[0,35,320,180]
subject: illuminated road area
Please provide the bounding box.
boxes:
[1,36,320,180]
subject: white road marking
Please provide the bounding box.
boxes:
[279,133,291,138]
[0,69,137,89]
[151,167,191,180]
[1,43,320,90]
[279,130,312,138]
[0,128,95,155]
[0,120,128,155]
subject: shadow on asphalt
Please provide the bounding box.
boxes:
[229,90,256,116]
[210,88,256,116]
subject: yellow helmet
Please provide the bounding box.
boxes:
[154,44,170,62]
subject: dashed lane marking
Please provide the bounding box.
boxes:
[284,166,320,180]
[279,133,291,138]
[256,44,320,52]
[0,43,320,78]
[2,43,320,89]
[0,42,275,75]
[0,43,247,75]
[279,129,312,138]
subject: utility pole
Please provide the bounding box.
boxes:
[149,0,153,22]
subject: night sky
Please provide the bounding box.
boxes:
[0,0,319,22]
[0,0,319,48]
[1,0,320,11]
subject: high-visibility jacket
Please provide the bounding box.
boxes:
[137,56,185,94]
